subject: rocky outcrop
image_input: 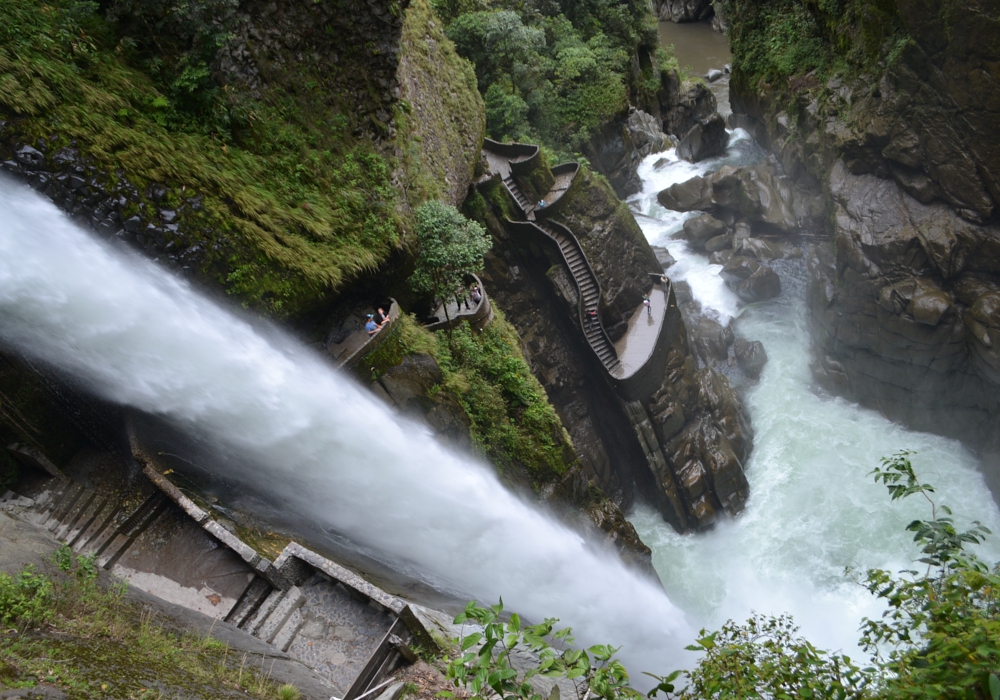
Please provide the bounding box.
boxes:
[657,159,822,234]
[474,162,752,533]
[677,113,728,163]
[655,0,713,22]
[727,0,1000,490]
[395,0,485,208]
[808,163,1000,481]
[555,168,662,341]
[644,70,718,140]
[583,108,672,198]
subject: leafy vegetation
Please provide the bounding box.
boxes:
[443,452,1000,700]
[1,546,300,698]
[410,201,493,324]
[0,0,401,315]
[728,0,909,93]
[386,311,577,487]
[435,0,664,151]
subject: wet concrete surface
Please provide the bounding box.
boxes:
[287,571,396,695]
[612,286,666,378]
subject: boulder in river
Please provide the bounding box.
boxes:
[681,213,727,249]
[677,113,728,163]
[705,69,724,83]
[720,256,781,302]
[734,338,768,380]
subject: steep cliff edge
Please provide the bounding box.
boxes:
[472,157,752,532]
[727,0,1000,489]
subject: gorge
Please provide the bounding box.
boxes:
[1,0,1000,697]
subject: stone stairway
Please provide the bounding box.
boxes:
[502,174,534,218]
[7,457,423,700]
[531,220,621,373]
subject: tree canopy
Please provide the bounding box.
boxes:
[410,200,493,313]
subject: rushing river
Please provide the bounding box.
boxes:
[627,126,1000,657]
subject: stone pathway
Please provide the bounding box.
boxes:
[612,287,667,378]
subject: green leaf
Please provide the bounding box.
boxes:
[989,673,999,700]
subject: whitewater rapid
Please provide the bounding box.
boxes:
[0,174,689,676]
[628,137,1000,657]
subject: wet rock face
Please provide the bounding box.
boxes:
[807,163,1000,487]
[734,338,767,380]
[638,325,753,532]
[656,0,713,22]
[655,70,718,139]
[584,109,672,198]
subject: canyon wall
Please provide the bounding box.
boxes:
[727,0,1000,490]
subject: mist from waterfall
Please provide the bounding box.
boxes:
[0,174,690,675]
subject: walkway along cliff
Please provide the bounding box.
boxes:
[473,140,753,532]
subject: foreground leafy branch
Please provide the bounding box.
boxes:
[442,452,1000,700]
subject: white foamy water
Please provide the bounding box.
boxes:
[628,143,1000,659]
[0,174,690,676]
[629,130,764,322]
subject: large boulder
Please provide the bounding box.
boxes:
[677,113,728,163]
[680,214,727,249]
[720,256,782,302]
[658,174,713,211]
[585,109,672,197]
[734,338,768,380]
[657,70,717,138]
[656,162,800,232]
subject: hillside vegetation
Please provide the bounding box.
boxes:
[0,0,400,315]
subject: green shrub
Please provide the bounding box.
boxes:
[0,567,54,629]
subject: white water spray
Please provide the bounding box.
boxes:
[0,174,690,674]
[628,141,1000,656]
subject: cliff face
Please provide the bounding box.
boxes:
[474,161,752,533]
[728,0,1000,489]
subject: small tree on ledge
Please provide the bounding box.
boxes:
[410,200,493,328]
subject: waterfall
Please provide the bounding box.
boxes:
[0,174,692,675]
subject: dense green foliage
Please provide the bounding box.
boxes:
[0,0,400,315]
[728,0,910,91]
[444,452,1000,700]
[410,201,493,318]
[435,0,662,150]
[1,546,300,698]
[388,311,577,486]
[436,314,576,485]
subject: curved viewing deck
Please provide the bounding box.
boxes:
[424,273,494,332]
[482,140,677,400]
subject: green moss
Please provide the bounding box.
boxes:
[395,0,485,209]
[433,311,577,486]
[0,0,402,317]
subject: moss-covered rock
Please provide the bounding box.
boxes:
[395,0,485,210]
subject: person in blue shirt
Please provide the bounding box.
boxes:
[365,314,379,336]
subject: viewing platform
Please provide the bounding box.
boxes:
[481,140,678,401]
[326,299,401,370]
[423,273,494,332]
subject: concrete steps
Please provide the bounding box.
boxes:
[534,219,621,372]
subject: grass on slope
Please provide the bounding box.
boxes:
[0,547,301,700]
[0,0,400,315]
